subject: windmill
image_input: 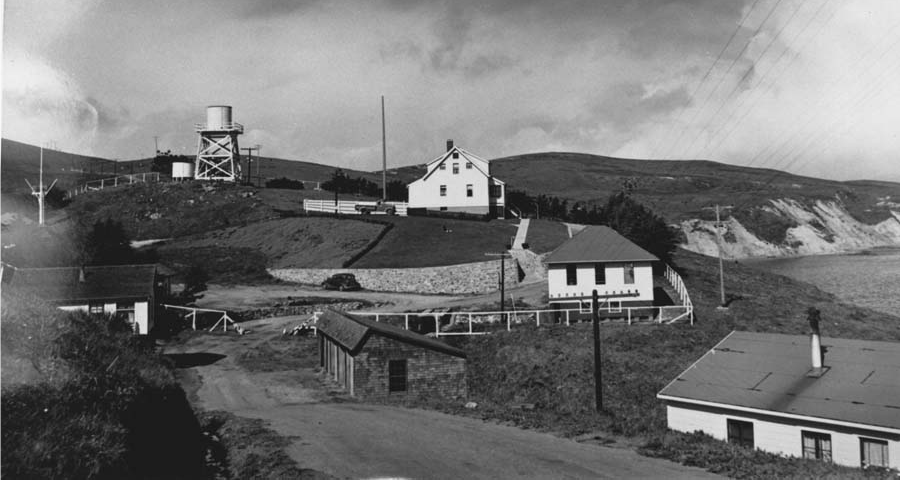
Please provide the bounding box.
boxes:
[25,145,58,226]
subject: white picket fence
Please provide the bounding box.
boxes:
[68,172,161,198]
[302,199,408,216]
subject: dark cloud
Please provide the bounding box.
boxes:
[592,82,691,132]
[238,0,321,19]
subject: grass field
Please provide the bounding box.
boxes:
[522,219,570,253]
[426,248,900,478]
[351,216,520,268]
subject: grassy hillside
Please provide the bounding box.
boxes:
[486,152,900,225]
[429,249,900,478]
[1,138,121,195]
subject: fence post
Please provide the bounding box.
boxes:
[101,179,105,189]
[566,310,570,326]
[405,314,409,330]
[434,316,440,337]
[468,313,473,334]
[506,311,511,331]
[114,177,118,187]
[628,308,632,325]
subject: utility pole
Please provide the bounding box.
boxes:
[241,145,261,186]
[381,95,387,201]
[592,290,602,412]
[485,251,512,315]
[154,136,159,155]
[703,204,733,308]
[255,144,262,187]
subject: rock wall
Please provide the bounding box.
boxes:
[269,258,520,294]
[680,198,900,258]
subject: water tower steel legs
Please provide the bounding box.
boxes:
[195,132,241,181]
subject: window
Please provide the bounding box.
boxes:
[594,264,606,284]
[466,184,473,197]
[439,185,447,196]
[89,303,104,314]
[802,431,832,462]
[566,265,577,285]
[579,300,592,314]
[452,151,459,159]
[624,263,635,284]
[452,163,459,174]
[466,162,472,169]
[727,419,754,448]
[439,163,446,170]
[388,359,407,392]
[439,206,448,211]
[861,438,889,468]
[489,185,502,198]
[116,301,136,324]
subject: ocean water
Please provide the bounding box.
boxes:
[744,247,900,318]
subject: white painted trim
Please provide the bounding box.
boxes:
[657,395,900,435]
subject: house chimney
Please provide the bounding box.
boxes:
[808,307,823,369]
[446,139,454,152]
[79,266,86,283]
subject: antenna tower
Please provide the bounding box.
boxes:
[194,105,243,181]
[25,145,58,226]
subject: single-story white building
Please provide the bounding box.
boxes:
[657,330,900,470]
[407,140,505,218]
[545,225,657,312]
[5,264,162,334]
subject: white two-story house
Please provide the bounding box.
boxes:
[407,140,505,218]
[546,226,657,313]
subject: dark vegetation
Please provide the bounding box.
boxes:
[321,168,407,201]
[265,177,306,189]
[150,151,193,174]
[433,249,900,478]
[731,207,799,245]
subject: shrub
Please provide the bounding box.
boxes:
[265,177,306,190]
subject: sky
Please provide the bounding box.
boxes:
[3,0,900,181]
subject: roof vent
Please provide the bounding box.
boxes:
[806,307,829,377]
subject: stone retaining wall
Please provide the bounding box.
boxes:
[268,259,520,294]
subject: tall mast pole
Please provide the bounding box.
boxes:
[39,145,44,226]
[381,95,387,201]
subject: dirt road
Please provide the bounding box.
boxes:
[168,316,721,479]
[198,279,548,313]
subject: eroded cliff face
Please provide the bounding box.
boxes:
[680,198,900,258]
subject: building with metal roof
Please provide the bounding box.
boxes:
[4,264,162,334]
[407,140,505,218]
[658,330,900,469]
[545,226,658,312]
[317,310,467,400]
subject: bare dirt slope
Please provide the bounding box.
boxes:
[167,316,720,479]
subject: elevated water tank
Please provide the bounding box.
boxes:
[172,161,194,180]
[206,105,232,130]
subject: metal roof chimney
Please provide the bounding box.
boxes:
[446,139,454,152]
[807,307,825,374]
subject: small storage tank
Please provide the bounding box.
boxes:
[172,161,194,180]
[206,105,232,130]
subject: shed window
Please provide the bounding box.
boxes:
[802,431,832,462]
[89,303,104,314]
[439,185,447,196]
[466,184,473,197]
[727,419,754,449]
[388,359,407,392]
[566,265,577,285]
[861,438,888,468]
[623,263,635,284]
[594,264,605,284]
[452,163,459,174]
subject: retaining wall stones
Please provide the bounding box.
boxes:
[268,258,520,295]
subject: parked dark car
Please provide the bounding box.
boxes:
[321,273,362,291]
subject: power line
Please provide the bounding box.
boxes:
[648,0,763,160]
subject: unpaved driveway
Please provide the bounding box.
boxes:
[197,279,548,313]
[168,316,721,479]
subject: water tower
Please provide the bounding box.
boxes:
[194,105,243,181]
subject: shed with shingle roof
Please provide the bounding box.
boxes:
[316,310,467,399]
[546,226,658,311]
[3,264,162,334]
[658,330,900,469]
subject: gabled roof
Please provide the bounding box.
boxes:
[658,331,900,432]
[545,226,658,264]
[413,146,505,185]
[6,264,158,303]
[316,310,466,358]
